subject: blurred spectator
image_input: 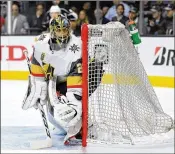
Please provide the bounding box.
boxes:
[70,6,78,14]
[148,1,170,18]
[102,6,109,16]
[112,4,128,25]
[50,5,61,19]
[5,3,29,34]
[82,2,95,24]
[0,16,5,28]
[43,0,77,31]
[125,6,138,28]
[1,3,7,18]
[77,10,89,24]
[94,6,110,24]
[76,10,89,34]
[143,0,151,11]
[69,13,80,36]
[143,1,152,21]
[42,5,61,31]
[52,0,70,18]
[105,0,130,21]
[27,3,45,34]
[0,16,5,33]
[42,0,69,28]
[61,8,79,36]
[52,0,61,5]
[164,4,175,35]
[52,0,69,10]
[151,0,170,8]
[67,9,78,21]
[148,5,166,35]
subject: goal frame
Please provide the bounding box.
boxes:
[80,23,173,147]
[81,24,88,147]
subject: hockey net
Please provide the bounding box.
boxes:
[81,22,174,147]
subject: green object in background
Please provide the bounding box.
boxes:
[129,23,141,45]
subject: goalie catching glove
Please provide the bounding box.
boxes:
[55,91,82,144]
[53,92,81,129]
[22,75,47,110]
[48,77,82,143]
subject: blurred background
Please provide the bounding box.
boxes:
[1,0,175,36]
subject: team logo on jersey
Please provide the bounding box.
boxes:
[40,52,55,80]
[42,63,55,80]
[69,44,80,53]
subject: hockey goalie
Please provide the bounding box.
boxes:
[22,15,87,144]
[22,15,174,146]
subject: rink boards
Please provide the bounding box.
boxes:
[1,36,174,88]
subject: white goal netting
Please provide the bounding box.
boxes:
[85,22,174,145]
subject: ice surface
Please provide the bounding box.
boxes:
[1,80,174,153]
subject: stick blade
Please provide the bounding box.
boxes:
[30,138,52,150]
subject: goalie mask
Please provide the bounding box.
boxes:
[49,15,71,50]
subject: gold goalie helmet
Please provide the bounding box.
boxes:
[49,15,71,49]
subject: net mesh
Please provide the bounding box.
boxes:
[86,22,174,144]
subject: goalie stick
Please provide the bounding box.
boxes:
[23,50,52,149]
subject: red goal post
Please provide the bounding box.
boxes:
[81,24,88,147]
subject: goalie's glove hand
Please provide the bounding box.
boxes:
[55,92,82,128]
[22,75,47,110]
[65,91,82,128]
[55,95,76,124]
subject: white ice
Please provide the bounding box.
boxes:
[1,80,174,153]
